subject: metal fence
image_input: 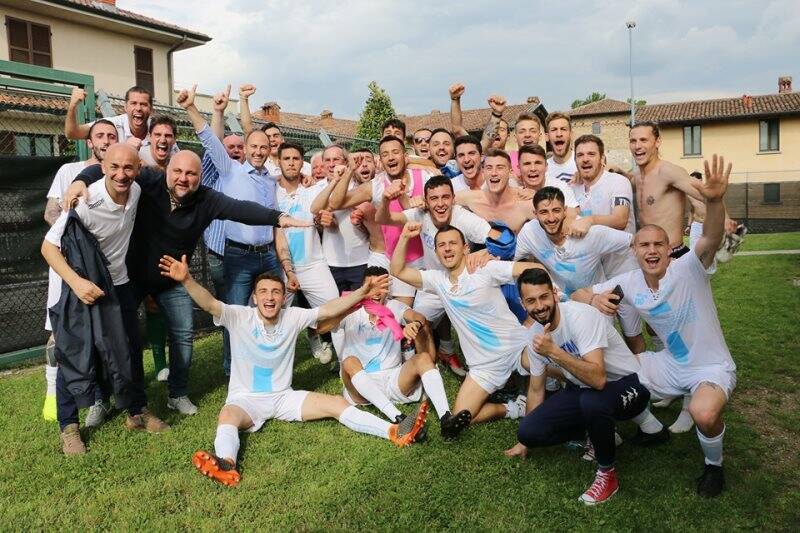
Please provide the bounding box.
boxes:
[0,87,377,364]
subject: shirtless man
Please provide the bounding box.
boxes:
[455,148,533,234]
[629,122,706,258]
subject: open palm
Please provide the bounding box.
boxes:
[159,254,190,282]
[695,154,732,202]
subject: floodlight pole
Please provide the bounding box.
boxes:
[626,20,637,126]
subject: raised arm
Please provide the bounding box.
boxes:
[449,83,468,136]
[239,84,256,136]
[390,222,425,289]
[375,182,411,226]
[177,84,234,178]
[533,325,606,390]
[693,154,731,269]
[328,163,367,209]
[309,176,340,215]
[665,162,704,201]
[64,87,92,140]
[480,95,506,152]
[160,254,222,317]
[210,85,230,140]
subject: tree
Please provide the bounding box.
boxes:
[571,92,606,109]
[627,97,647,106]
[355,81,397,141]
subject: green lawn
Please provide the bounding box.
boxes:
[1,251,799,530]
[739,231,800,252]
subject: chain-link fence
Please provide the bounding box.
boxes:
[0,87,378,362]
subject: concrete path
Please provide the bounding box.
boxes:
[737,249,800,256]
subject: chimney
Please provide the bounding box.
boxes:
[778,76,793,94]
[261,101,281,123]
[742,95,753,109]
[526,96,540,104]
[95,0,116,5]
[320,109,334,128]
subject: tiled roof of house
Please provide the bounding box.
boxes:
[636,92,800,124]
[252,108,359,138]
[402,97,545,133]
[569,98,631,117]
[50,0,210,41]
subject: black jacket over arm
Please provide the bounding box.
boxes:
[76,165,285,293]
[48,211,136,409]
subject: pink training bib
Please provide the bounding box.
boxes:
[382,168,424,262]
[509,150,520,175]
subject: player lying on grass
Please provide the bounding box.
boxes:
[391,222,545,439]
[338,266,462,439]
[159,255,428,487]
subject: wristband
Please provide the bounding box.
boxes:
[491,112,503,118]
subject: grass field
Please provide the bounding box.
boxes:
[1,234,798,530]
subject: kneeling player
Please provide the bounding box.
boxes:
[159,255,427,487]
[506,268,667,505]
[391,223,545,439]
[339,266,459,436]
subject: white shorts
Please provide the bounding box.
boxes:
[469,350,529,394]
[283,261,344,355]
[343,365,422,406]
[637,350,737,400]
[412,290,446,325]
[225,389,310,432]
[689,221,704,249]
[367,251,419,299]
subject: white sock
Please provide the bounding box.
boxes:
[669,395,695,433]
[632,407,664,434]
[351,370,402,421]
[504,395,526,419]
[420,369,450,418]
[697,425,725,466]
[45,364,57,396]
[214,424,240,462]
[439,339,454,355]
[338,406,391,439]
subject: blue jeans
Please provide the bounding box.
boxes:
[206,251,226,299]
[154,283,194,398]
[222,244,280,375]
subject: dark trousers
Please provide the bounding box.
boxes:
[222,244,280,375]
[330,264,367,294]
[56,282,145,430]
[517,373,650,468]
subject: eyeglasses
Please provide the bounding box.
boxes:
[413,137,431,144]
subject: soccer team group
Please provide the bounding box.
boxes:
[40,81,742,505]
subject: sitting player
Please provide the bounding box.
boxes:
[391,222,545,438]
[338,266,463,438]
[159,255,428,487]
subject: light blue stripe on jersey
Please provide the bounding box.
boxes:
[252,366,273,393]
[287,231,306,264]
[580,209,592,217]
[554,262,577,273]
[364,358,382,373]
[650,301,672,316]
[201,151,226,256]
[667,331,689,364]
[466,319,501,349]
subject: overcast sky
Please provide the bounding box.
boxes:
[124,0,799,118]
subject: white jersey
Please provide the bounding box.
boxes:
[515,221,632,296]
[450,174,484,193]
[403,205,491,271]
[321,180,370,268]
[570,170,637,276]
[546,154,577,183]
[340,299,409,373]
[90,114,178,156]
[370,169,433,206]
[420,262,536,372]
[46,161,89,202]
[530,301,641,388]
[277,181,326,268]
[215,304,319,397]
[594,252,735,370]
[45,179,141,286]
[543,176,579,209]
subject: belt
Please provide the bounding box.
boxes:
[225,239,273,253]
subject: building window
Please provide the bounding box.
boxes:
[683,125,701,156]
[6,17,52,67]
[763,183,781,204]
[759,119,779,152]
[0,132,54,156]
[591,121,602,134]
[134,46,154,95]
